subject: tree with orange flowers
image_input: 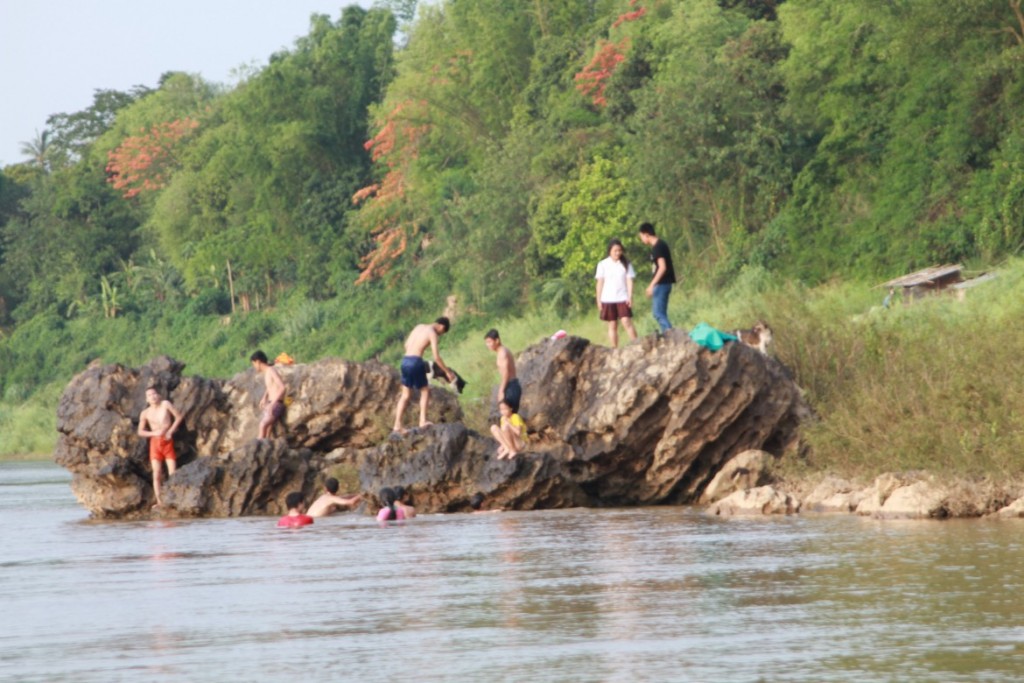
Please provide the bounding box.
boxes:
[351,101,431,284]
[575,1,647,107]
[105,118,199,199]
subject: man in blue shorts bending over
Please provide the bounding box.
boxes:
[393,317,456,434]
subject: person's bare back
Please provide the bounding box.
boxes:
[263,365,286,404]
[307,492,361,517]
[393,318,453,433]
[404,323,438,357]
[484,328,522,412]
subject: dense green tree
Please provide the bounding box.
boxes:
[142,7,396,307]
[776,0,1024,277]
[10,0,1024,433]
[1,155,141,320]
[621,0,792,278]
[550,154,634,296]
[45,87,151,167]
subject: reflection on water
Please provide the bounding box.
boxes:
[2,461,1023,682]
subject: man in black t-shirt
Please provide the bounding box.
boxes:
[638,222,676,332]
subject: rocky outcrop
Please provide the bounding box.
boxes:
[709,486,800,516]
[759,472,1024,520]
[697,449,772,505]
[54,355,461,518]
[798,476,865,513]
[516,331,808,505]
[992,498,1024,518]
[161,440,322,517]
[55,331,810,519]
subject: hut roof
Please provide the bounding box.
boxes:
[950,272,997,290]
[879,264,963,289]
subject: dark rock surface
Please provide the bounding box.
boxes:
[54,332,809,519]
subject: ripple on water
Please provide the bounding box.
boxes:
[3,463,1024,682]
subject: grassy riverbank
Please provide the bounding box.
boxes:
[5,259,1024,479]
[418,258,1024,481]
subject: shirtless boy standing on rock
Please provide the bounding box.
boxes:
[251,350,286,439]
[484,328,521,412]
[393,317,455,434]
[138,386,183,507]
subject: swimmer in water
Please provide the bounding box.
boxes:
[277,491,314,528]
[393,485,417,519]
[376,487,407,522]
[306,478,361,518]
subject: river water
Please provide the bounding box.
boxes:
[1,461,1023,682]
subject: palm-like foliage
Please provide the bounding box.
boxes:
[18,129,52,171]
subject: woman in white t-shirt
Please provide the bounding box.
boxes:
[595,238,638,347]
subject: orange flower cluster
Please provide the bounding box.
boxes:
[352,101,431,284]
[105,118,199,198]
[575,1,647,107]
[611,3,646,29]
[574,40,628,107]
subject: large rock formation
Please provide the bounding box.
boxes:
[54,355,462,518]
[516,331,807,504]
[54,331,810,519]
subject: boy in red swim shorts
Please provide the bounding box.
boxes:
[138,386,184,508]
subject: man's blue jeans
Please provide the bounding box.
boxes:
[652,283,672,332]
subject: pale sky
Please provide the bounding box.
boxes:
[0,0,376,167]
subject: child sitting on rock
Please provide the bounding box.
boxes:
[490,400,527,460]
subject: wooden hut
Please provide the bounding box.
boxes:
[879,264,964,304]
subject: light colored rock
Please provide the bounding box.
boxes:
[698,449,770,504]
[875,480,949,519]
[991,497,1024,519]
[820,491,865,513]
[802,475,864,513]
[780,472,1024,520]
[709,485,800,516]
[854,472,913,516]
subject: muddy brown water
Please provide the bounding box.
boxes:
[2,461,1023,682]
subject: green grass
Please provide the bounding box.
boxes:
[453,260,1024,481]
[5,259,1024,481]
[0,383,61,458]
[774,261,1024,480]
